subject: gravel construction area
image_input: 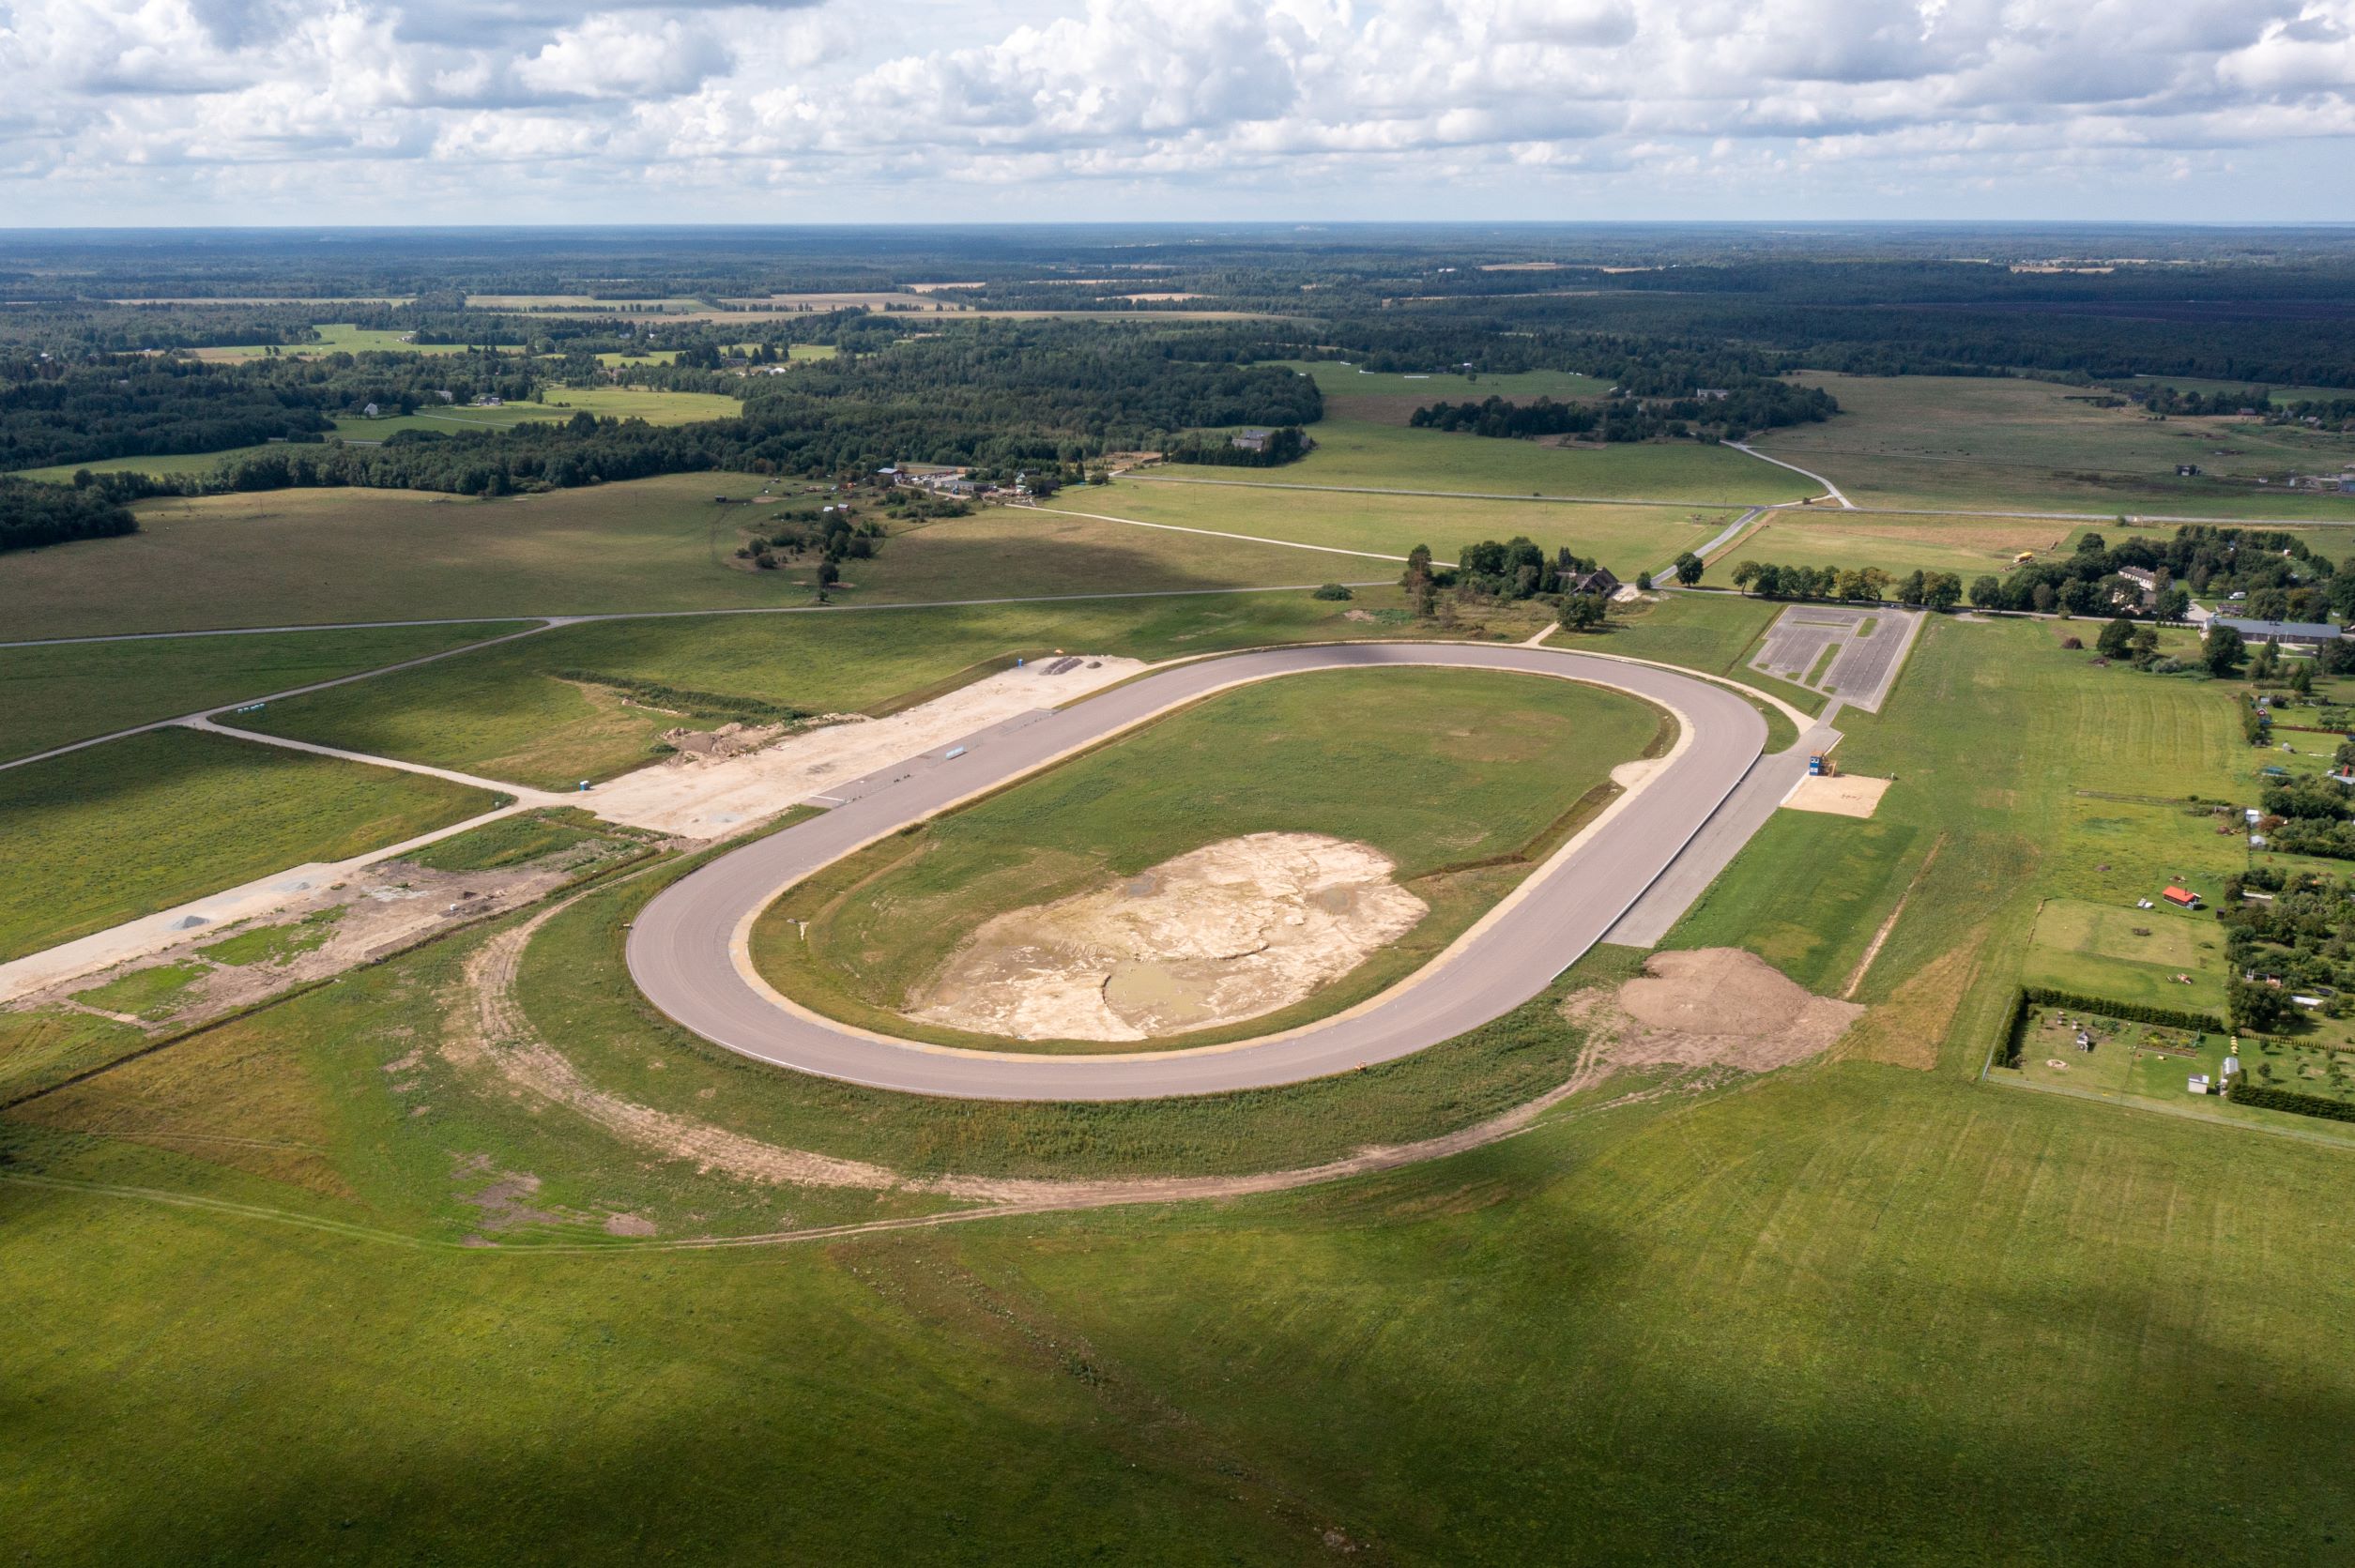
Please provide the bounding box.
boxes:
[907,832,1429,1042]
[1567,948,1863,1073]
[583,654,1147,839]
[13,843,624,1035]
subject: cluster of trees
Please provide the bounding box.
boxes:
[2214,867,2355,1026]
[1400,537,1618,627]
[0,476,138,553]
[2129,383,2273,417]
[1730,560,1964,606]
[1163,426,1310,466]
[1409,382,1835,444]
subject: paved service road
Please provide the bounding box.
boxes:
[627,643,1767,1102]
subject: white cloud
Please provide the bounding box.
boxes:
[0,0,2350,218]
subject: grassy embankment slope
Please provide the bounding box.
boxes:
[0,622,527,761]
[1751,373,2355,520]
[0,727,496,963]
[755,667,1666,1051]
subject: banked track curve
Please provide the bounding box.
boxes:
[626,643,1768,1101]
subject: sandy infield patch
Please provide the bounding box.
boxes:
[1782,772,1891,818]
[1567,947,1862,1073]
[907,831,1429,1043]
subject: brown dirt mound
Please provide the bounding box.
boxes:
[1571,948,1861,1073]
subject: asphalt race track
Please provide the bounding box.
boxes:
[626,643,1768,1101]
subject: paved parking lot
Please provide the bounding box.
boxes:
[1750,603,1922,712]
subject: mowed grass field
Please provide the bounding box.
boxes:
[1063,480,1732,578]
[0,727,495,962]
[0,622,526,761]
[0,477,1397,640]
[9,907,2355,1559]
[216,591,1459,789]
[1751,373,2355,518]
[1185,415,1816,504]
[1274,359,1616,424]
[755,668,1665,1050]
[1712,509,2087,582]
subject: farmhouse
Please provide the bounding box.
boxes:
[2117,566,2162,605]
[1231,428,1273,453]
[1565,566,1621,598]
[2207,617,2346,648]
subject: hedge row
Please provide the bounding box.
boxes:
[2226,1079,2355,1123]
[2020,987,2225,1033]
[1996,988,2034,1069]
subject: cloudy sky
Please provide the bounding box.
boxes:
[2,0,2352,223]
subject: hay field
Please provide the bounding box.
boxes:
[1750,373,2355,518]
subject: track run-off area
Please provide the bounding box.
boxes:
[627,641,1773,1101]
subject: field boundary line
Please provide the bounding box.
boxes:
[1125,474,1776,508]
[1030,504,1409,562]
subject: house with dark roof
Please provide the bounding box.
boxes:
[2207,617,2345,647]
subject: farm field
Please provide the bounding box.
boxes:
[1713,509,2088,582]
[1272,359,1616,423]
[191,324,522,359]
[2023,897,2228,1011]
[0,620,525,761]
[0,479,1385,641]
[1751,373,2355,518]
[0,726,495,963]
[216,589,1465,789]
[754,667,1666,1050]
[1196,416,1818,504]
[1068,479,1730,577]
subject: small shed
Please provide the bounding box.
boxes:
[2162,886,2203,909]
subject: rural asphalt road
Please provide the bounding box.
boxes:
[627,641,1768,1101]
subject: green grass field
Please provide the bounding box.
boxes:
[0,477,1396,641]
[0,622,526,761]
[0,727,496,962]
[8,928,2355,1560]
[1713,509,2088,582]
[1072,479,1730,578]
[755,668,1665,1050]
[216,590,1489,789]
[1194,416,1816,504]
[1666,616,2255,1057]
[1276,359,1616,424]
[1751,373,2355,518]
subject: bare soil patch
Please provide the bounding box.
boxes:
[1567,948,1861,1074]
[1783,773,1892,818]
[907,833,1429,1042]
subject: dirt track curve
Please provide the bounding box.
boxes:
[626,642,1767,1101]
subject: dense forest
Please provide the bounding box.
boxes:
[0,475,137,552]
[1411,380,1834,443]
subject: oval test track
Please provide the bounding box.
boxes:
[626,643,1766,1102]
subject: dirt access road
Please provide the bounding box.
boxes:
[627,642,1768,1102]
